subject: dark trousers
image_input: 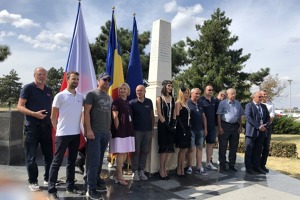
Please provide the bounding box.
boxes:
[131,130,152,172]
[261,126,272,167]
[24,124,53,184]
[218,122,240,167]
[48,134,80,193]
[244,133,264,169]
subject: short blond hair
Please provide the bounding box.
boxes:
[118,83,131,96]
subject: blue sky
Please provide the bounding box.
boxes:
[1,0,299,109]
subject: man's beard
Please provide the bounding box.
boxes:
[70,83,78,89]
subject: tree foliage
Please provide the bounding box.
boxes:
[0,69,22,108]
[172,40,189,76]
[176,8,269,103]
[0,45,11,62]
[259,74,286,101]
[46,67,64,95]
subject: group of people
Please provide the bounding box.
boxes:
[17,67,275,200]
[17,68,154,200]
[156,81,275,178]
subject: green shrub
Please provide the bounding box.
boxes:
[238,140,298,158]
[273,116,300,134]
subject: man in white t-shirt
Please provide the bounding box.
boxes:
[260,90,275,173]
[48,71,84,200]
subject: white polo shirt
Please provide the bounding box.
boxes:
[52,89,84,136]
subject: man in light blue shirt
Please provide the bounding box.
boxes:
[217,88,243,171]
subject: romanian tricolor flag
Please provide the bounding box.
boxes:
[54,1,97,150]
[106,9,124,100]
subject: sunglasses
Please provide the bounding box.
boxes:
[102,78,110,82]
[208,89,214,91]
[258,96,263,98]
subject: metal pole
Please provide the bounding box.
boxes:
[287,79,292,116]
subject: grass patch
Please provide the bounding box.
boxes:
[0,107,17,111]
[239,134,300,180]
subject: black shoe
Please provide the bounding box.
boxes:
[246,168,255,174]
[158,173,167,180]
[253,168,266,174]
[48,193,59,200]
[96,184,107,192]
[66,186,84,195]
[220,165,228,171]
[261,166,269,173]
[86,189,103,200]
[229,166,238,172]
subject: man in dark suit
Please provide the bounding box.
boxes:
[244,91,270,174]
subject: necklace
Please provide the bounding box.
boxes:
[182,102,190,126]
[161,95,172,123]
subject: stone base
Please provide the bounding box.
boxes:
[0,111,24,165]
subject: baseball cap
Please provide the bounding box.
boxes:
[98,72,111,80]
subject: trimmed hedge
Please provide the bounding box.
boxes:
[273,116,300,134]
[237,140,298,158]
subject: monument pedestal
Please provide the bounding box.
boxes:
[0,111,24,165]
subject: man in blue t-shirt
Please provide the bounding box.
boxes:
[200,85,218,170]
[17,67,53,192]
[186,88,208,175]
[129,85,154,181]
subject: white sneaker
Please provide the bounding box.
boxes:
[132,170,140,181]
[29,183,40,191]
[139,170,148,181]
[185,167,192,174]
[44,181,60,186]
[206,162,217,170]
[108,162,113,168]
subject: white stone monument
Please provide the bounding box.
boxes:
[145,19,179,174]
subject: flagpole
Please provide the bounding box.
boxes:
[65,1,81,70]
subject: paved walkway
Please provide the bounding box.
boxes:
[1,150,300,200]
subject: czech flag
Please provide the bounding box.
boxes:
[126,15,143,101]
[54,1,97,150]
[106,9,124,100]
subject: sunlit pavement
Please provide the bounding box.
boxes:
[1,149,300,200]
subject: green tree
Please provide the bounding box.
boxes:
[259,74,286,101]
[172,40,189,76]
[0,69,22,108]
[46,67,64,95]
[0,45,11,62]
[176,8,269,103]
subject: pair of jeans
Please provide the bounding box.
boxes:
[48,134,80,193]
[85,132,110,190]
[131,130,152,172]
[24,124,53,184]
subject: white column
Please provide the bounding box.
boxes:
[145,19,180,174]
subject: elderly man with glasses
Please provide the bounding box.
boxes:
[244,91,270,175]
